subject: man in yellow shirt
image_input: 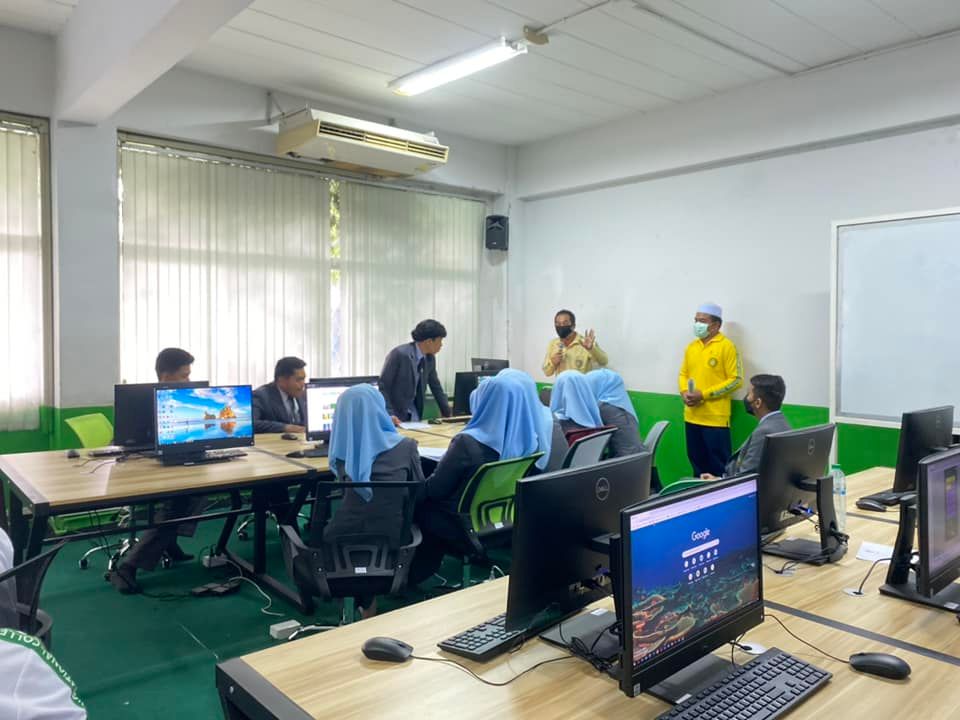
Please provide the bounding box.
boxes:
[678,302,743,477]
[542,309,608,377]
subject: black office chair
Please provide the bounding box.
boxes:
[278,477,423,628]
[0,540,67,648]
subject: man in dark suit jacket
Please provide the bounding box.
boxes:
[379,319,452,422]
[253,356,307,434]
[705,374,791,479]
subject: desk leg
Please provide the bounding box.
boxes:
[252,491,267,574]
[215,491,243,555]
[0,478,8,534]
[8,493,26,564]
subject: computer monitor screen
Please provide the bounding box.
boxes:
[505,452,652,632]
[893,406,954,493]
[453,371,496,416]
[113,381,209,450]
[755,424,835,537]
[154,385,254,452]
[305,377,379,442]
[918,448,960,596]
[471,357,509,373]
[620,475,762,696]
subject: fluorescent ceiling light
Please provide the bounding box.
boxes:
[389,38,527,96]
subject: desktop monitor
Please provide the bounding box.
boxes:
[471,358,509,373]
[452,371,496,416]
[305,377,379,444]
[113,381,208,451]
[619,475,763,700]
[881,447,960,610]
[505,451,652,633]
[154,385,254,462]
[892,406,954,493]
[754,424,846,564]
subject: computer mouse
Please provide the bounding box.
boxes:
[849,652,911,680]
[281,433,299,440]
[856,498,888,512]
[65,449,80,459]
[286,450,305,459]
[361,636,413,663]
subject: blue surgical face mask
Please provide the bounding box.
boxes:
[693,322,710,339]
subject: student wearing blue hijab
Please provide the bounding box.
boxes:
[550,369,603,438]
[410,371,553,584]
[322,384,426,617]
[586,369,644,458]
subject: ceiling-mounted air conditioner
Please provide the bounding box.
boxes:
[276,109,449,178]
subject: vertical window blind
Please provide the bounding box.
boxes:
[0,120,46,431]
[336,182,485,389]
[119,143,330,385]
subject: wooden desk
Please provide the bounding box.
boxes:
[763,467,960,659]
[216,576,956,720]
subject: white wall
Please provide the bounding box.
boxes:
[0,25,510,407]
[509,122,960,407]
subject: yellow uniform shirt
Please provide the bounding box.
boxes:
[542,334,609,377]
[678,332,743,427]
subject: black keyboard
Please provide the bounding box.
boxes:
[657,648,830,720]
[301,446,329,458]
[861,491,902,506]
[438,613,525,662]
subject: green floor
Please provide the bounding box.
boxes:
[41,521,480,719]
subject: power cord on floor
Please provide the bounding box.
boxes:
[222,557,284,617]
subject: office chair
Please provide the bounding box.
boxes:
[278,476,423,626]
[561,427,617,469]
[643,420,670,492]
[0,540,67,648]
[447,452,543,588]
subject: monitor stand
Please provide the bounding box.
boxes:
[878,496,960,611]
[646,654,737,705]
[762,476,847,565]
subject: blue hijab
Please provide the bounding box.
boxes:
[550,370,603,428]
[328,384,404,501]
[586,369,637,420]
[462,369,553,470]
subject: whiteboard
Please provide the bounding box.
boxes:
[832,209,960,428]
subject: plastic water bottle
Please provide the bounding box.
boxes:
[831,464,847,533]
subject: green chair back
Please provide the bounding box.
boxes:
[457,453,544,537]
[64,413,114,449]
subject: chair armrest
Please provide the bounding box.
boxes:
[402,525,423,551]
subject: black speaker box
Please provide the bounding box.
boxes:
[485,215,508,250]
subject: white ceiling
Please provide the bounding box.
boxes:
[4,0,960,145]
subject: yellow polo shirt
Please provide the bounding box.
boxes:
[542,334,608,376]
[678,332,742,427]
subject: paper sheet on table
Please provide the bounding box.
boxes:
[856,541,893,562]
[418,446,446,462]
[400,421,431,430]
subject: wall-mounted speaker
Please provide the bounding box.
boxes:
[485,215,508,250]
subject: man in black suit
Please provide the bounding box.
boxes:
[379,319,452,423]
[253,357,307,434]
[703,374,792,479]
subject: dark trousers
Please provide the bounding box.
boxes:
[408,500,464,586]
[685,423,732,477]
[121,496,204,571]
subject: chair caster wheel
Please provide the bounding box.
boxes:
[161,556,172,569]
[78,558,88,570]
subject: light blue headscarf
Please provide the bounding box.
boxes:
[329,384,404,501]
[586,368,637,420]
[550,370,603,428]
[462,369,553,470]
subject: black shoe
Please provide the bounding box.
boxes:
[167,543,195,563]
[109,564,141,595]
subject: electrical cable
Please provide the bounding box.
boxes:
[765,613,849,664]
[409,653,575,686]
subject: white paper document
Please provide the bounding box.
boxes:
[400,421,431,430]
[856,541,893,562]
[418,446,446,462]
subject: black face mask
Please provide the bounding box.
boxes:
[743,396,756,416]
[556,325,573,339]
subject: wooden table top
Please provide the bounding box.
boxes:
[225,576,956,719]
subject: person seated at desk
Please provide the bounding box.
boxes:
[379,319,452,424]
[702,374,791,479]
[253,356,307,434]
[550,369,603,439]
[109,348,199,594]
[586,368,644,458]
[323,384,425,619]
[0,529,87,719]
[410,371,556,585]
[496,369,566,473]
